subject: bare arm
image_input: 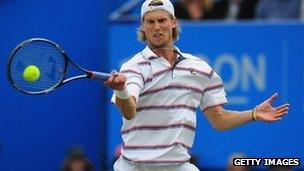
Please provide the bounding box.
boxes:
[115,97,136,120]
[204,93,290,131]
[204,106,252,131]
[104,71,137,120]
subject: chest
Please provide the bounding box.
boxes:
[138,60,211,105]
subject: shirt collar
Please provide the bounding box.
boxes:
[140,45,186,60]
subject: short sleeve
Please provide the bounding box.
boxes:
[199,71,228,111]
[111,62,144,104]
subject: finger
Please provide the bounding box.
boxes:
[267,117,282,122]
[104,75,114,85]
[276,107,289,114]
[111,70,119,76]
[118,77,126,85]
[273,117,282,121]
[113,73,119,78]
[275,103,290,111]
[112,77,121,85]
[266,93,278,103]
[111,76,119,85]
[108,70,118,80]
[274,111,288,118]
[111,76,125,88]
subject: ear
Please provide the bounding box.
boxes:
[172,17,178,29]
[141,24,146,33]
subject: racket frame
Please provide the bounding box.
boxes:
[7,38,97,95]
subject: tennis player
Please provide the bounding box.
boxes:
[105,0,290,170]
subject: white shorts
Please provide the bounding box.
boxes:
[113,156,200,171]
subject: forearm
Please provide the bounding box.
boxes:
[204,106,255,131]
[216,109,254,131]
[115,96,136,120]
[104,71,139,120]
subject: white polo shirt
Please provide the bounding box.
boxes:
[112,46,227,164]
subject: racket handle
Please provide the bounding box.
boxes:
[90,71,111,80]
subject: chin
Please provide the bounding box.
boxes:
[150,41,167,49]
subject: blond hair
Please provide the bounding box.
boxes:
[137,13,181,43]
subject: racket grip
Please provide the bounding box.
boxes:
[90,71,111,80]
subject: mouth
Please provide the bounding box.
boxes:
[153,33,163,37]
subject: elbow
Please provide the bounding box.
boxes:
[122,108,136,120]
[117,98,137,120]
[212,123,228,132]
[208,114,231,132]
[124,116,134,120]
[213,126,225,132]
[124,113,135,120]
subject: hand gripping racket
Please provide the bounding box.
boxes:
[7,38,110,95]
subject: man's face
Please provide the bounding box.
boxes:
[142,10,177,49]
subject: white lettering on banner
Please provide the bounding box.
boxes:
[213,53,266,92]
[199,53,267,105]
[242,54,266,92]
[214,54,239,91]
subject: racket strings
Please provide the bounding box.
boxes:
[9,41,66,94]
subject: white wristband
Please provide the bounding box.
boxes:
[115,88,130,99]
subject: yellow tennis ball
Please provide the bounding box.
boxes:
[23,65,40,82]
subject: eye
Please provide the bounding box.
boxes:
[158,18,166,23]
[146,20,155,24]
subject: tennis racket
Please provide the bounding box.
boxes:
[7,38,111,95]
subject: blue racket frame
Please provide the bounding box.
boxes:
[7,38,110,95]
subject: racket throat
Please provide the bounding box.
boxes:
[87,71,93,78]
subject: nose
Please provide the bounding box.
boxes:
[154,22,161,31]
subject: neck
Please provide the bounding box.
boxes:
[148,44,177,65]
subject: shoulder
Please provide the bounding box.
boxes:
[181,52,213,73]
[121,52,149,68]
[181,52,202,61]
